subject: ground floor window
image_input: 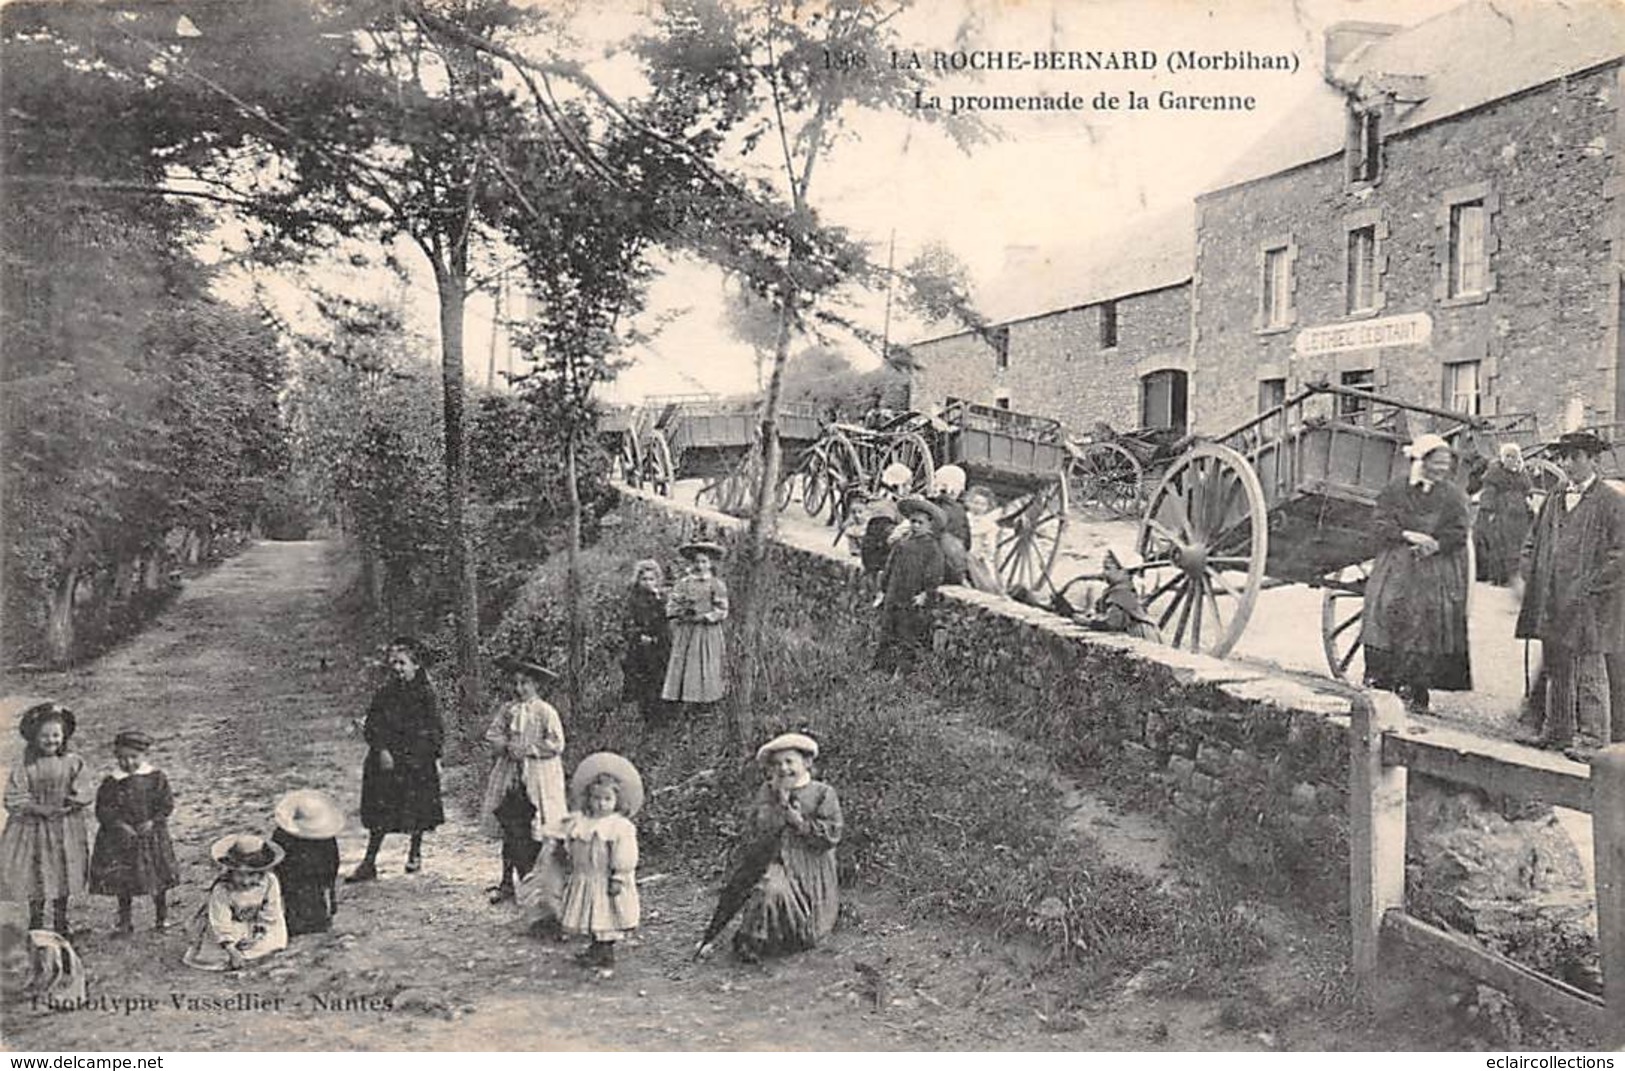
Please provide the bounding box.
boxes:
[1140,369,1188,433]
[1443,359,1482,416]
[1338,369,1375,422]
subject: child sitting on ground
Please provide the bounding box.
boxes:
[1,703,92,936]
[183,834,288,971]
[88,729,178,934]
[270,790,343,936]
[1082,549,1163,642]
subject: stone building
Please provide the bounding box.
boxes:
[905,211,1193,432]
[1191,0,1625,438]
[908,0,1625,443]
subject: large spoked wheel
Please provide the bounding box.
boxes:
[1320,564,1369,682]
[1526,458,1565,510]
[697,453,758,518]
[996,476,1070,597]
[881,432,935,497]
[644,430,674,497]
[807,433,862,523]
[774,461,798,512]
[1068,442,1143,519]
[1135,442,1267,657]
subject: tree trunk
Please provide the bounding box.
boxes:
[564,429,584,721]
[729,296,794,745]
[432,256,482,739]
[44,565,78,666]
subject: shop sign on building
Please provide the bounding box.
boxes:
[1293,312,1433,358]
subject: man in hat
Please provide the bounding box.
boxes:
[1515,431,1625,755]
[873,497,946,672]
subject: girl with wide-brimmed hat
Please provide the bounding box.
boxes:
[695,732,842,963]
[182,834,289,971]
[527,753,642,973]
[662,541,730,709]
[88,728,179,934]
[480,656,567,903]
[0,702,92,935]
[348,636,445,882]
[270,789,344,936]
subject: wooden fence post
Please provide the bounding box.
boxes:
[1350,688,1409,1004]
[1593,743,1625,1048]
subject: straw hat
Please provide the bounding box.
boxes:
[493,655,560,684]
[17,702,75,743]
[755,732,819,764]
[273,790,345,840]
[897,496,945,526]
[570,752,645,816]
[678,540,725,561]
[210,833,285,872]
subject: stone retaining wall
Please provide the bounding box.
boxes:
[615,487,1357,901]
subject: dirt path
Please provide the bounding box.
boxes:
[2,541,1443,1051]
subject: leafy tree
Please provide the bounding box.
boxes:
[780,346,908,419]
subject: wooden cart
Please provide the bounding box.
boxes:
[640,395,826,515]
[596,403,647,489]
[1126,382,1487,678]
[1065,424,1187,520]
[801,399,1071,593]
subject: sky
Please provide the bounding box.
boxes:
[233,0,1467,402]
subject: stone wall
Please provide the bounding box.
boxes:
[615,486,1355,899]
[1192,63,1622,436]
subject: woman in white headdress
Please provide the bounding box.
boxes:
[1359,433,1473,714]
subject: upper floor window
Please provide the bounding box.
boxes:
[1443,360,1482,416]
[1346,226,1378,314]
[1448,201,1487,298]
[1261,246,1292,329]
[992,326,1010,370]
[1348,107,1381,183]
[1099,301,1119,349]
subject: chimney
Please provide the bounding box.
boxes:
[1324,21,1400,80]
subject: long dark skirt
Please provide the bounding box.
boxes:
[1361,544,1472,694]
[359,751,444,833]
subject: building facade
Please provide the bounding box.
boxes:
[1191,2,1625,438]
[908,1,1625,445]
[906,215,1193,432]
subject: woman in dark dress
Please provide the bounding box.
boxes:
[1360,434,1473,714]
[621,560,671,725]
[1475,443,1534,586]
[88,729,178,933]
[271,790,343,935]
[347,637,444,881]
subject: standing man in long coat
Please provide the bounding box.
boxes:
[1516,431,1625,754]
[347,637,445,881]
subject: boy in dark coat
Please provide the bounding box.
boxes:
[1515,431,1625,754]
[347,637,444,881]
[873,497,946,672]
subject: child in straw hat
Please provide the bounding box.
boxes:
[183,834,288,971]
[270,790,344,936]
[89,729,178,934]
[1,703,92,936]
[480,657,567,903]
[555,753,642,973]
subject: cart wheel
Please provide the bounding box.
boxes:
[1068,442,1143,519]
[882,431,935,497]
[1135,442,1267,657]
[619,432,643,489]
[775,465,797,512]
[996,476,1070,596]
[644,430,675,497]
[1320,564,1369,682]
[1526,458,1565,511]
[819,431,864,525]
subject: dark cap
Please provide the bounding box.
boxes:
[1550,431,1610,458]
